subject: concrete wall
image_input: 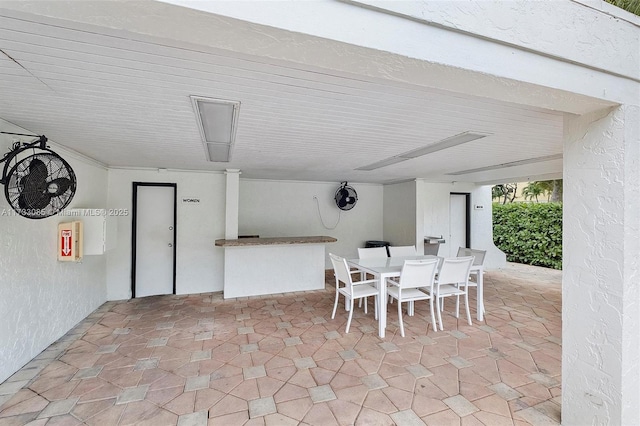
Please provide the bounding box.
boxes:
[239,179,383,264]
[105,175,382,299]
[0,130,108,383]
[163,0,636,114]
[106,169,226,300]
[417,181,505,269]
[563,106,640,425]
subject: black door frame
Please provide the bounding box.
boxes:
[131,182,177,298]
[450,192,471,248]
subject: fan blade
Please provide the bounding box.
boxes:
[338,198,348,208]
[20,160,48,192]
[16,159,53,212]
[29,158,48,177]
[48,178,72,196]
[18,191,51,211]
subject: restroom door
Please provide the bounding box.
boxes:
[131,183,176,297]
[449,193,470,256]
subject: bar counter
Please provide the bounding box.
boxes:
[215,236,337,247]
[216,236,337,299]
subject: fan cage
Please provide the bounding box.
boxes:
[334,183,358,211]
[4,152,77,219]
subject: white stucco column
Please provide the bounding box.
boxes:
[224,169,241,240]
[563,105,640,425]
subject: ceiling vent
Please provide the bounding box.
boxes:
[191,96,240,162]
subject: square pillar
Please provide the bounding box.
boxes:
[224,169,241,240]
[563,105,640,425]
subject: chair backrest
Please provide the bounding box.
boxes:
[437,256,474,285]
[357,246,388,259]
[388,245,417,257]
[399,258,439,290]
[329,253,354,294]
[456,247,487,266]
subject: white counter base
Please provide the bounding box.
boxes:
[223,243,326,299]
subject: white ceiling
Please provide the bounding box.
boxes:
[0,2,565,185]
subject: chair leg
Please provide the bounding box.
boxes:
[397,299,404,337]
[454,293,460,319]
[359,297,365,309]
[464,290,472,325]
[374,295,378,320]
[346,297,355,333]
[429,298,437,332]
[436,296,444,331]
[331,289,339,319]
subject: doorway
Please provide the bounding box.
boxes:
[449,192,470,256]
[131,182,177,298]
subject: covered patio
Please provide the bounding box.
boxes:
[0,263,561,425]
[0,1,638,424]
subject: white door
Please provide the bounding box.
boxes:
[449,193,467,257]
[134,185,175,297]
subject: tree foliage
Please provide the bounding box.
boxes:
[521,180,563,202]
[491,183,518,204]
[549,179,563,203]
[522,182,546,202]
[493,203,562,269]
[605,0,640,15]
[493,180,563,203]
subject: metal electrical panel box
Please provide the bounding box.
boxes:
[60,209,118,255]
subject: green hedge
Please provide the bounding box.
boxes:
[493,203,562,269]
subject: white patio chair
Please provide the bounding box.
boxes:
[433,256,474,330]
[456,247,487,315]
[355,246,388,306]
[329,253,379,333]
[357,246,388,259]
[388,245,418,257]
[386,258,439,337]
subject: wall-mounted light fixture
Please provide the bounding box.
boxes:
[356,131,490,171]
[190,96,240,162]
[447,153,563,175]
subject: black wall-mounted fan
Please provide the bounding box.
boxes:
[334,182,357,211]
[0,133,77,219]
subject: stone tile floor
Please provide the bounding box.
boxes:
[0,262,561,425]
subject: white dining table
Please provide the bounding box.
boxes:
[347,255,484,338]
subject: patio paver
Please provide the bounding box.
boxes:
[0,262,561,425]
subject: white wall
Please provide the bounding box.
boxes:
[0,131,108,383]
[417,181,505,269]
[106,169,226,300]
[239,179,383,265]
[383,181,417,248]
[238,179,504,270]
